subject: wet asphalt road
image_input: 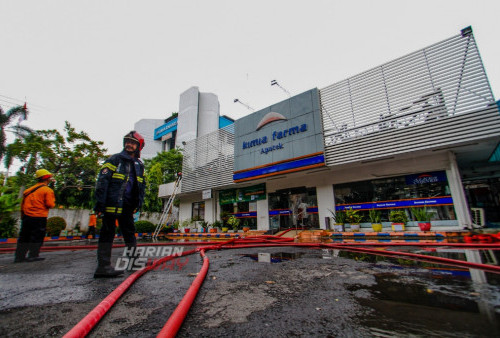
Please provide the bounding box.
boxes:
[0,241,499,337]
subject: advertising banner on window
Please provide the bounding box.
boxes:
[335,196,453,211]
[405,171,447,185]
[219,183,266,205]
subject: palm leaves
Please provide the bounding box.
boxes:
[0,104,29,163]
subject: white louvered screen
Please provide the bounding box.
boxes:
[181,124,235,193]
[320,27,500,166]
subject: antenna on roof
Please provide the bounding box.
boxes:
[233,98,255,111]
[271,79,291,97]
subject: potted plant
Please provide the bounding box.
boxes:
[211,220,222,233]
[345,207,362,232]
[181,219,193,233]
[368,209,382,232]
[200,221,209,233]
[220,211,230,232]
[412,207,433,231]
[227,215,240,232]
[242,219,250,232]
[389,210,408,231]
[329,209,346,232]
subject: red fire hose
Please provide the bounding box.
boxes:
[2,235,500,254]
[63,249,198,338]
[320,243,500,274]
[55,235,500,337]
[157,249,210,338]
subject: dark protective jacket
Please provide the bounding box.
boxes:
[94,150,146,214]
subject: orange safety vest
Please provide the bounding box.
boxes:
[88,214,97,227]
[21,183,56,218]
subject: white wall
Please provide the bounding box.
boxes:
[134,119,164,160]
[204,198,216,224]
[316,184,335,229]
[198,92,219,137]
[12,209,163,233]
[177,87,199,146]
[256,198,269,230]
[446,151,473,229]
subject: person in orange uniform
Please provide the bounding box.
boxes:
[87,212,97,239]
[14,169,56,263]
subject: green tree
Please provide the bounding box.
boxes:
[143,149,183,212]
[8,122,107,208]
[0,184,20,238]
[0,104,29,163]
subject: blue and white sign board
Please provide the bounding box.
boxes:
[336,196,454,211]
[154,118,178,140]
[233,88,324,182]
[405,171,447,185]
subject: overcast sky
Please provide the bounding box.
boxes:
[1,0,499,157]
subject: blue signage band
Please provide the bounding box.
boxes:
[232,211,257,218]
[233,152,325,182]
[154,118,178,140]
[269,207,318,216]
[335,196,453,211]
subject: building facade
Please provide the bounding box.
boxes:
[165,27,500,231]
[135,86,234,160]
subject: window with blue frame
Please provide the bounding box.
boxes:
[334,171,456,222]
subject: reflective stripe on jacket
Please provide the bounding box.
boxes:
[94,151,146,215]
[22,183,56,218]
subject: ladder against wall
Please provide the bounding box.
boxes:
[153,174,182,240]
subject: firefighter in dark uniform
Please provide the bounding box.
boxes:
[93,131,146,278]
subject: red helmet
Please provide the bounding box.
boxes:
[123,131,145,150]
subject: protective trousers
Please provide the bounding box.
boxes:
[97,208,137,267]
[15,216,47,260]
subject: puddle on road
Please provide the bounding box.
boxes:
[355,268,500,336]
[239,252,306,263]
[381,246,500,266]
[341,250,500,336]
[239,249,500,335]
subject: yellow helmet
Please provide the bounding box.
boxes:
[35,169,53,179]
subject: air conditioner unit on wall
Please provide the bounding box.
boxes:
[471,208,485,227]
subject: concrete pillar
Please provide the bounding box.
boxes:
[317,184,335,229]
[446,151,472,229]
[177,87,199,146]
[204,198,215,224]
[198,92,219,137]
[178,200,192,224]
[257,198,269,230]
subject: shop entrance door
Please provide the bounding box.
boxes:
[268,187,318,229]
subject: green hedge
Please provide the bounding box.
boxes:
[135,220,156,233]
[47,216,67,236]
[0,216,18,238]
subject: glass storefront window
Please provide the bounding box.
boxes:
[192,201,205,221]
[218,184,264,230]
[334,171,456,223]
[464,177,500,227]
[268,187,319,229]
[220,202,257,229]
